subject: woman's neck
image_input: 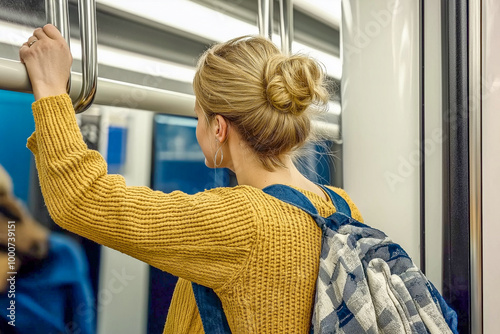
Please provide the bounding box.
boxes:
[231,154,328,201]
[222,131,327,200]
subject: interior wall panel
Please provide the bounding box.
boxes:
[341,0,421,264]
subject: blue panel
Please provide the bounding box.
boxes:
[0,90,35,203]
[107,126,128,174]
[296,142,333,185]
[148,114,230,334]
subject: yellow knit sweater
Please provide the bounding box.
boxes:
[27,94,363,334]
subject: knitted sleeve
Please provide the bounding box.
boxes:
[26,94,256,290]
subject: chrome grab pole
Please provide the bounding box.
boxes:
[0,57,338,141]
[45,0,97,113]
[74,0,97,113]
[45,0,71,93]
[469,0,483,332]
[278,0,293,55]
[258,0,273,40]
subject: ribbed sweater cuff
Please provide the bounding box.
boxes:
[27,94,87,157]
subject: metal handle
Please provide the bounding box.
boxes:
[258,0,273,40]
[45,0,98,113]
[278,0,293,54]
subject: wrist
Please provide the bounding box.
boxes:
[33,85,67,101]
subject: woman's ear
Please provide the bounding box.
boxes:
[214,115,229,143]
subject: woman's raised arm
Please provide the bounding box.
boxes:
[21,26,257,291]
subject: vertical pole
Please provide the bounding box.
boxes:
[45,0,98,113]
[469,0,483,332]
[45,0,71,93]
[258,0,273,40]
[74,0,98,113]
[278,0,293,54]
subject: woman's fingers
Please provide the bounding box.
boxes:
[19,24,72,100]
[33,27,47,41]
[19,41,32,63]
[19,42,28,62]
[42,24,64,40]
[30,24,61,45]
[32,24,63,41]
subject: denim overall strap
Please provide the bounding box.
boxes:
[262,184,353,231]
[316,185,351,217]
[192,282,231,334]
[262,185,322,216]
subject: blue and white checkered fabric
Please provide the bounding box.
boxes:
[311,222,458,334]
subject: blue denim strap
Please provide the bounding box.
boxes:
[192,282,231,334]
[262,184,321,216]
[262,184,353,231]
[317,185,351,217]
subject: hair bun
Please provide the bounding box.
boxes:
[264,54,327,116]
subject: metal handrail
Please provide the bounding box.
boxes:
[45,0,71,49]
[257,0,273,40]
[278,0,293,55]
[0,56,339,141]
[45,0,97,113]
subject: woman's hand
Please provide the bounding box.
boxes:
[19,24,73,101]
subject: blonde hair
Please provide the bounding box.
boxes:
[193,35,329,170]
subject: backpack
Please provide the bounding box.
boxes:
[192,184,458,333]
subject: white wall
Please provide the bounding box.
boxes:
[341,0,421,264]
[423,0,443,292]
[482,1,500,332]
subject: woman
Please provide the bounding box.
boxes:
[20,25,363,333]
